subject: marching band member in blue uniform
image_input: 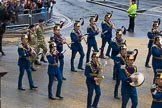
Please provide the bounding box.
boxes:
[86,16,100,63]
[99,12,114,59]
[145,21,162,68]
[85,52,102,108]
[17,34,37,91]
[114,45,127,99]
[151,36,162,83]
[46,42,63,100]
[50,24,66,80]
[111,29,126,80]
[120,49,138,108]
[151,70,162,108]
[70,21,85,72]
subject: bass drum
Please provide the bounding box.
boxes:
[129,72,145,87]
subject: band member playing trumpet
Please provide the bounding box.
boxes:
[120,50,138,108]
[114,45,127,99]
[17,34,38,91]
[111,29,126,80]
[86,15,100,63]
[70,21,85,72]
[145,20,162,68]
[84,52,102,108]
[99,12,114,59]
[151,36,162,83]
[46,42,63,100]
[151,70,162,108]
[50,24,66,80]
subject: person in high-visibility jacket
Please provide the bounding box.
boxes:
[127,0,137,32]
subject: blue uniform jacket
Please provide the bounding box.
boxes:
[111,37,126,59]
[147,30,162,48]
[70,29,83,51]
[46,53,60,75]
[151,44,162,69]
[120,65,137,95]
[115,54,125,75]
[18,43,31,66]
[101,21,112,39]
[151,84,162,108]
[87,25,98,45]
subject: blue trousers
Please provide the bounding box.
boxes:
[86,81,101,108]
[48,73,62,98]
[145,48,151,65]
[100,38,111,57]
[71,49,84,70]
[59,54,64,77]
[86,44,98,63]
[18,65,35,89]
[151,101,162,108]
[114,71,120,97]
[121,94,138,108]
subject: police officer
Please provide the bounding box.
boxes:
[46,42,63,100]
[120,50,138,108]
[111,29,126,80]
[145,21,162,68]
[86,16,100,63]
[27,25,38,71]
[36,19,47,63]
[85,52,102,108]
[151,36,162,83]
[50,24,66,80]
[70,21,85,72]
[151,70,162,108]
[17,34,38,91]
[99,12,114,58]
[127,0,137,32]
[114,45,127,99]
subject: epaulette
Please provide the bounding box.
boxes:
[18,43,23,48]
[120,65,126,69]
[71,29,75,34]
[86,62,91,66]
[116,54,121,58]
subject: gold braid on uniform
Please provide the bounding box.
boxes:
[124,65,137,77]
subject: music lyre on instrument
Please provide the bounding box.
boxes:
[129,72,145,87]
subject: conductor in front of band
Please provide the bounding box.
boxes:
[85,52,102,108]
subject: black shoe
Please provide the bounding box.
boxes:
[49,97,56,100]
[71,69,77,72]
[145,64,151,68]
[30,86,38,90]
[114,96,120,99]
[40,57,47,63]
[62,77,66,80]
[18,88,26,91]
[35,60,41,65]
[78,67,84,70]
[56,96,64,99]
[1,51,5,56]
[31,67,36,71]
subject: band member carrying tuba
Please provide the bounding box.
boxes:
[151,69,162,108]
[114,45,127,99]
[46,42,63,100]
[145,20,162,68]
[17,34,38,91]
[151,36,162,83]
[99,12,114,59]
[120,49,138,108]
[84,52,103,108]
[50,23,66,80]
[70,20,85,72]
[86,15,100,63]
[111,28,126,80]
